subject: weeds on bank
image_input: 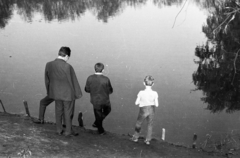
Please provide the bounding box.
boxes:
[200,130,240,155]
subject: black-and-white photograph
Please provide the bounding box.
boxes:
[0,0,240,157]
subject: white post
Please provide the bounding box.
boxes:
[162,128,165,141]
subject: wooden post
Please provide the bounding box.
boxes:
[0,100,6,113]
[78,111,84,127]
[23,100,31,117]
[192,133,197,149]
[162,128,166,141]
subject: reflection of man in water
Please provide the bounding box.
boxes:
[45,46,82,136]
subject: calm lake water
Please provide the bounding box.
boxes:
[1,0,240,146]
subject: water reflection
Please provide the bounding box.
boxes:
[0,0,187,27]
[2,0,236,145]
[0,0,14,28]
[192,0,240,113]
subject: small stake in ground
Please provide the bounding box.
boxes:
[192,133,197,149]
[0,100,6,113]
[162,128,166,141]
[23,100,31,117]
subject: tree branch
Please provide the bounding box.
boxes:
[213,14,232,33]
[172,0,188,28]
[231,48,240,85]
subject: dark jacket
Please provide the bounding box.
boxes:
[85,74,113,109]
[45,58,82,101]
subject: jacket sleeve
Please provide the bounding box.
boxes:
[84,77,91,93]
[69,66,82,99]
[108,79,113,94]
[44,63,50,95]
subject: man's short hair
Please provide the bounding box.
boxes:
[95,63,104,72]
[58,47,71,57]
[144,75,154,86]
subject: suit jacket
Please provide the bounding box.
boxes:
[85,74,113,109]
[45,58,82,101]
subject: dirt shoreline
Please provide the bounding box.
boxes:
[0,112,238,158]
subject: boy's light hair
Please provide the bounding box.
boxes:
[144,75,154,86]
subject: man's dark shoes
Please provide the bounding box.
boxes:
[56,131,64,136]
[64,132,79,137]
[33,119,44,124]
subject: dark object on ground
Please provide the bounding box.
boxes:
[78,111,84,127]
[0,100,6,113]
[23,100,31,117]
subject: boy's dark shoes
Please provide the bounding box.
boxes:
[92,123,97,128]
[32,119,44,124]
[99,131,106,135]
[63,124,66,128]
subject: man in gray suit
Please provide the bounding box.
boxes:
[45,46,82,136]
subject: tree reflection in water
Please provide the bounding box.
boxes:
[0,0,186,28]
[192,0,240,113]
[0,0,14,28]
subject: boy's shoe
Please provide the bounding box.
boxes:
[99,131,106,135]
[92,123,97,128]
[144,140,150,145]
[131,136,138,142]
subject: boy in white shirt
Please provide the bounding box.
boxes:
[131,75,159,145]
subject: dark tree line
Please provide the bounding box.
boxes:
[192,0,240,113]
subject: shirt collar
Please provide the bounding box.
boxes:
[95,72,103,75]
[56,57,66,62]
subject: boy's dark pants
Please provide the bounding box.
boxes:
[93,104,111,134]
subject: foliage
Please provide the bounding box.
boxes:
[193,0,240,113]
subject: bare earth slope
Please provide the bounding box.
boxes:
[0,112,238,158]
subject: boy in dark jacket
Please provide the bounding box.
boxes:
[85,63,113,135]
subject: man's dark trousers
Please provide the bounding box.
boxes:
[55,100,75,135]
[93,104,111,134]
[39,96,54,121]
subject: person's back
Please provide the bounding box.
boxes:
[131,75,158,145]
[46,59,76,101]
[86,74,112,107]
[85,62,113,135]
[45,46,82,136]
[136,88,158,107]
